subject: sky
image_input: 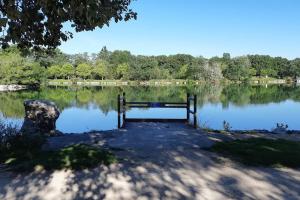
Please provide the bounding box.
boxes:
[59,0,300,59]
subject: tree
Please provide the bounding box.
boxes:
[223,56,251,81]
[291,59,300,79]
[33,49,70,67]
[0,0,137,49]
[76,63,92,79]
[109,50,132,65]
[223,53,231,61]
[93,60,108,80]
[204,61,223,81]
[273,57,291,78]
[97,46,111,61]
[177,64,188,79]
[260,68,277,78]
[13,63,44,85]
[47,65,61,79]
[116,63,130,80]
[130,56,159,80]
[248,55,273,77]
[71,53,91,66]
[61,63,74,79]
[186,57,206,80]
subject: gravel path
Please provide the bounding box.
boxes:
[1,122,300,200]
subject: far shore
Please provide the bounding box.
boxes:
[47,78,294,87]
[0,77,298,92]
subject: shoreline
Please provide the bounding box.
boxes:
[57,127,300,137]
[0,85,27,92]
[47,78,294,87]
[0,78,297,89]
[46,122,300,151]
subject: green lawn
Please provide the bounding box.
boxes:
[209,138,300,168]
[4,144,117,172]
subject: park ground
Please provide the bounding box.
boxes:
[1,122,300,200]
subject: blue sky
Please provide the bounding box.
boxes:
[59,0,300,59]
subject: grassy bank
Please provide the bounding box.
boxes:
[208,138,300,168]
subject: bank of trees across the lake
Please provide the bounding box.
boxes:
[1,46,300,85]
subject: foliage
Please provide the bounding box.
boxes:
[0,121,19,152]
[61,63,75,79]
[0,0,136,49]
[93,60,109,80]
[0,47,44,85]
[0,121,46,163]
[76,63,92,79]
[209,138,300,168]
[47,65,61,79]
[1,46,300,84]
[0,121,116,171]
[116,63,130,80]
[223,56,252,81]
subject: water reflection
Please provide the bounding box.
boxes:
[0,84,299,132]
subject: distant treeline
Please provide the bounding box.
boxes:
[0,46,300,85]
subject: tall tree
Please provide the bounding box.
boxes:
[97,46,111,61]
[93,60,108,80]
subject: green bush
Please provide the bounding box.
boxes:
[0,121,46,163]
[1,121,116,171]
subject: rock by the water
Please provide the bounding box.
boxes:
[21,100,60,136]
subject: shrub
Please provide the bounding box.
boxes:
[0,120,46,163]
[1,121,116,172]
[0,121,19,161]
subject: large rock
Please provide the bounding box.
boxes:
[21,100,60,136]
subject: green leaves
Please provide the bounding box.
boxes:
[76,63,92,79]
[0,0,137,49]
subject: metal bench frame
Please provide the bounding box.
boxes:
[117,93,197,128]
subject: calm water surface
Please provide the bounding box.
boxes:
[0,84,299,133]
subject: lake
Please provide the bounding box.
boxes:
[0,84,300,133]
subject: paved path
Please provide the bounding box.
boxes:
[1,123,300,200]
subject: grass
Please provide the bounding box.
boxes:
[4,144,117,172]
[1,121,116,172]
[209,138,300,168]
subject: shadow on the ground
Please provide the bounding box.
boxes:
[1,123,300,199]
[1,148,300,200]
